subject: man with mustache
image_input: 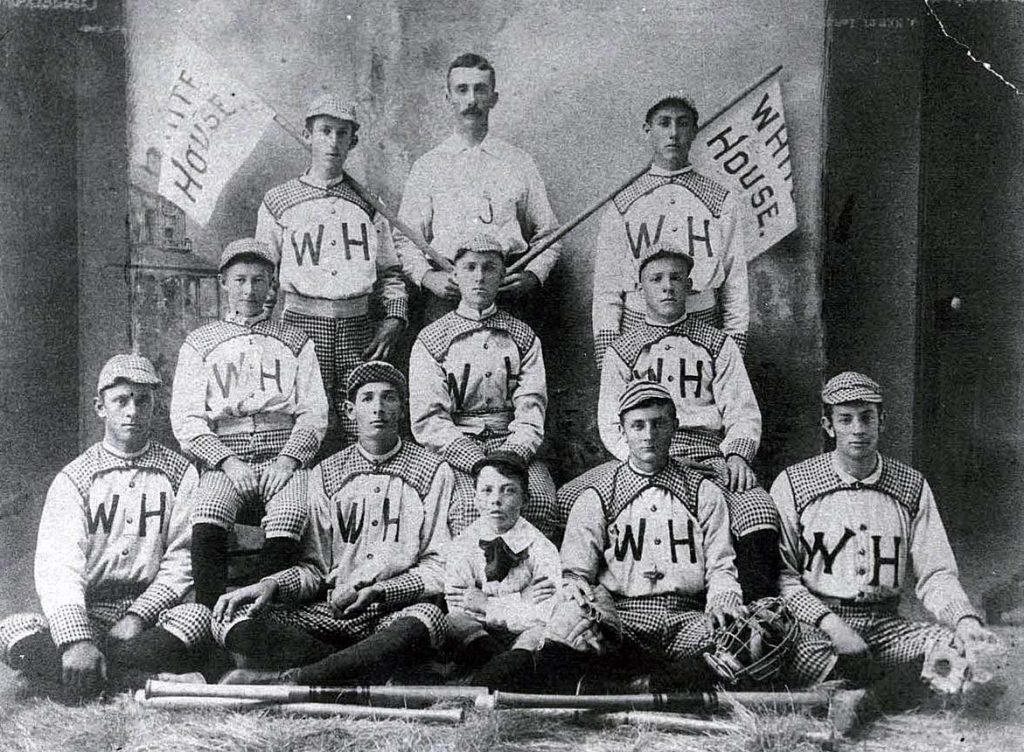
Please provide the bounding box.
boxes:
[395,53,562,322]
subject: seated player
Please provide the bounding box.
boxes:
[170,238,328,608]
[213,361,453,685]
[774,372,999,689]
[476,381,745,691]
[597,242,778,601]
[444,450,561,675]
[408,233,557,538]
[0,354,210,697]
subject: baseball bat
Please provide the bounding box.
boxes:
[489,688,833,713]
[505,163,650,274]
[135,691,464,723]
[145,680,488,708]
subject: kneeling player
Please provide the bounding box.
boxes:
[409,233,557,538]
[213,362,453,685]
[774,372,999,690]
[597,242,778,601]
[0,355,210,696]
[444,451,561,676]
[478,381,745,691]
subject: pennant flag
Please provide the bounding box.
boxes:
[158,36,275,226]
[689,68,796,259]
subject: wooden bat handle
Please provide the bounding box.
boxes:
[506,164,650,274]
[342,173,454,273]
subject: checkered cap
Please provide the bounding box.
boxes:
[346,360,407,400]
[821,371,883,405]
[453,233,509,262]
[472,449,528,479]
[219,238,279,272]
[618,379,674,417]
[97,353,161,393]
[637,240,695,279]
[305,94,360,129]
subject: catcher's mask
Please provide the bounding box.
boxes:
[703,597,798,684]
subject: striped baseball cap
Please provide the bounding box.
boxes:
[821,371,883,405]
[637,241,695,279]
[346,360,407,400]
[219,238,279,272]
[618,379,675,417]
[97,353,162,394]
[305,94,360,129]
[453,232,509,262]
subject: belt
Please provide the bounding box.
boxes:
[283,291,369,318]
[818,595,900,616]
[215,413,295,436]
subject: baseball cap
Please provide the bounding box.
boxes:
[218,238,279,272]
[645,93,699,123]
[346,360,407,400]
[637,241,695,279]
[618,379,675,417]
[305,94,360,130]
[821,371,883,405]
[97,353,161,394]
[453,233,509,263]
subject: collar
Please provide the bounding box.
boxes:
[101,440,151,462]
[357,437,403,465]
[627,458,667,477]
[456,302,497,321]
[644,312,688,328]
[831,451,882,485]
[471,516,533,554]
[223,310,270,327]
[439,132,503,156]
[648,163,694,178]
[299,170,347,190]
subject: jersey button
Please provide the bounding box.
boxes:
[654,538,662,545]
[372,520,379,527]
[485,372,492,378]
[859,524,867,531]
[331,240,337,246]
[667,375,674,382]
[858,549,866,555]
[122,548,130,556]
[374,487,381,493]
[129,482,136,488]
[126,517,134,524]
[857,567,866,576]
[483,343,489,350]
[367,553,374,560]
[650,505,657,512]
[332,270,338,276]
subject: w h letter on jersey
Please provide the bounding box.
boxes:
[801,527,854,574]
[291,224,325,266]
[625,216,665,259]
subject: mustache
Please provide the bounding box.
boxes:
[461,106,482,115]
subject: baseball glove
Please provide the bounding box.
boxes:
[704,597,798,685]
[921,634,978,696]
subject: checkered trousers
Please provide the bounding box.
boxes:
[614,593,714,660]
[283,310,374,445]
[0,601,211,668]
[214,599,448,651]
[784,601,955,687]
[191,465,308,540]
[448,436,557,539]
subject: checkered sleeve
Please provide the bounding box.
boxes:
[911,479,983,627]
[698,480,744,609]
[730,331,748,357]
[170,342,233,467]
[597,348,632,462]
[594,331,618,369]
[374,213,410,323]
[48,604,93,649]
[715,336,761,463]
[716,194,749,345]
[591,205,628,350]
[267,566,309,603]
[771,471,834,627]
[282,340,328,466]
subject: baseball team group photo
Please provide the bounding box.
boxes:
[2,1,1022,750]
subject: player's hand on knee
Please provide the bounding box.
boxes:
[61,640,106,693]
[214,579,279,623]
[423,270,460,301]
[363,317,404,360]
[725,455,757,492]
[565,578,596,608]
[107,613,146,643]
[498,270,540,298]
[329,584,359,616]
[342,584,383,617]
[523,575,556,604]
[222,457,259,501]
[820,613,869,655]
[955,616,1001,657]
[259,456,299,500]
[707,603,747,632]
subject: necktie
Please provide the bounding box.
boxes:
[478,537,522,582]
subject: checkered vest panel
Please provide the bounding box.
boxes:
[612,170,730,218]
[586,461,702,522]
[184,320,309,359]
[319,442,446,501]
[610,318,728,368]
[417,310,536,361]
[262,178,375,221]
[786,453,924,517]
[61,442,192,499]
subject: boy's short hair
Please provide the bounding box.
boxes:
[447,52,496,88]
[472,450,528,495]
[645,94,699,126]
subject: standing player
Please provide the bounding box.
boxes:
[396,52,562,322]
[475,381,745,691]
[256,94,409,446]
[213,362,453,686]
[0,355,209,696]
[773,372,999,688]
[444,451,560,673]
[592,94,748,365]
[171,238,328,609]
[408,233,557,538]
[597,242,778,601]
